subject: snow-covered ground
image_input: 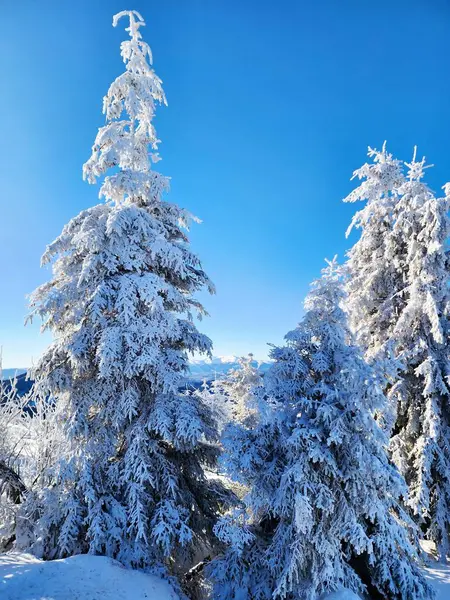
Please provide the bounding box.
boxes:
[424,560,450,600]
[0,551,449,600]
[0,552,180,600]
[319,591,360,600]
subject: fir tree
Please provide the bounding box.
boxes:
[22,10,230,570]
[345,147,450,557]
[344,143,405,361]
[389,153,450,557]
[209,260,432,600]
[214,354,262,426]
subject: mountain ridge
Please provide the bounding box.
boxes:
[1,357,272,383]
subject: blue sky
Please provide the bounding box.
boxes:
[1,0,450,367]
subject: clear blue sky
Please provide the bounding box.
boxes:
[1,0,450,367]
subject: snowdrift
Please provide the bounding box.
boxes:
[0,552,180,600]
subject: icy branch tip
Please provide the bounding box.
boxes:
[323,255,340,278]
[113,10,145,39]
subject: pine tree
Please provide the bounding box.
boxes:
[209,260,432,600]
[344,143,405,361]
[22,10,230,570]
[345,147,450,557]
[389,153,450,557]
[214,354,262,426]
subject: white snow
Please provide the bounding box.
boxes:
[0,552,180,600]
[424,561,450,600]
[319,561,450,600]
[1,551,450,600]
[319,560,450,600]
[321,591,361,600]
[190,355,239,365]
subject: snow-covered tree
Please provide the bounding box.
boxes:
[21,10,230,570]
[0,371,28,548]
[213,354,262,426]
[344,143,405,360]
[209,260,432,600]
[0,368,63,552]
[389,154,450,557]
[345,147,450,557]
[189,380,229,436]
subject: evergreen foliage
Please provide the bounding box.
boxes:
[21,10,230,570]
[345,146,450,557]
[213,354,262,427]
[209,260,432,600]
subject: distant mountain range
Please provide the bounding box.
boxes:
[188,355,272,380]
[1,372,33,398]
[1,357,272,386]
[1,368,27,381]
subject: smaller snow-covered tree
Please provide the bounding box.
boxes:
[213,354,262,427]
[0,370,63,551]
[0,372,28,546]
[191,380,230,436]
[209,259,432,600]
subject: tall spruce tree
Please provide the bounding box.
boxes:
[345,147,450,557]
[344,143,405,360]
[21,10,230,570]
[209,260,432,600]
